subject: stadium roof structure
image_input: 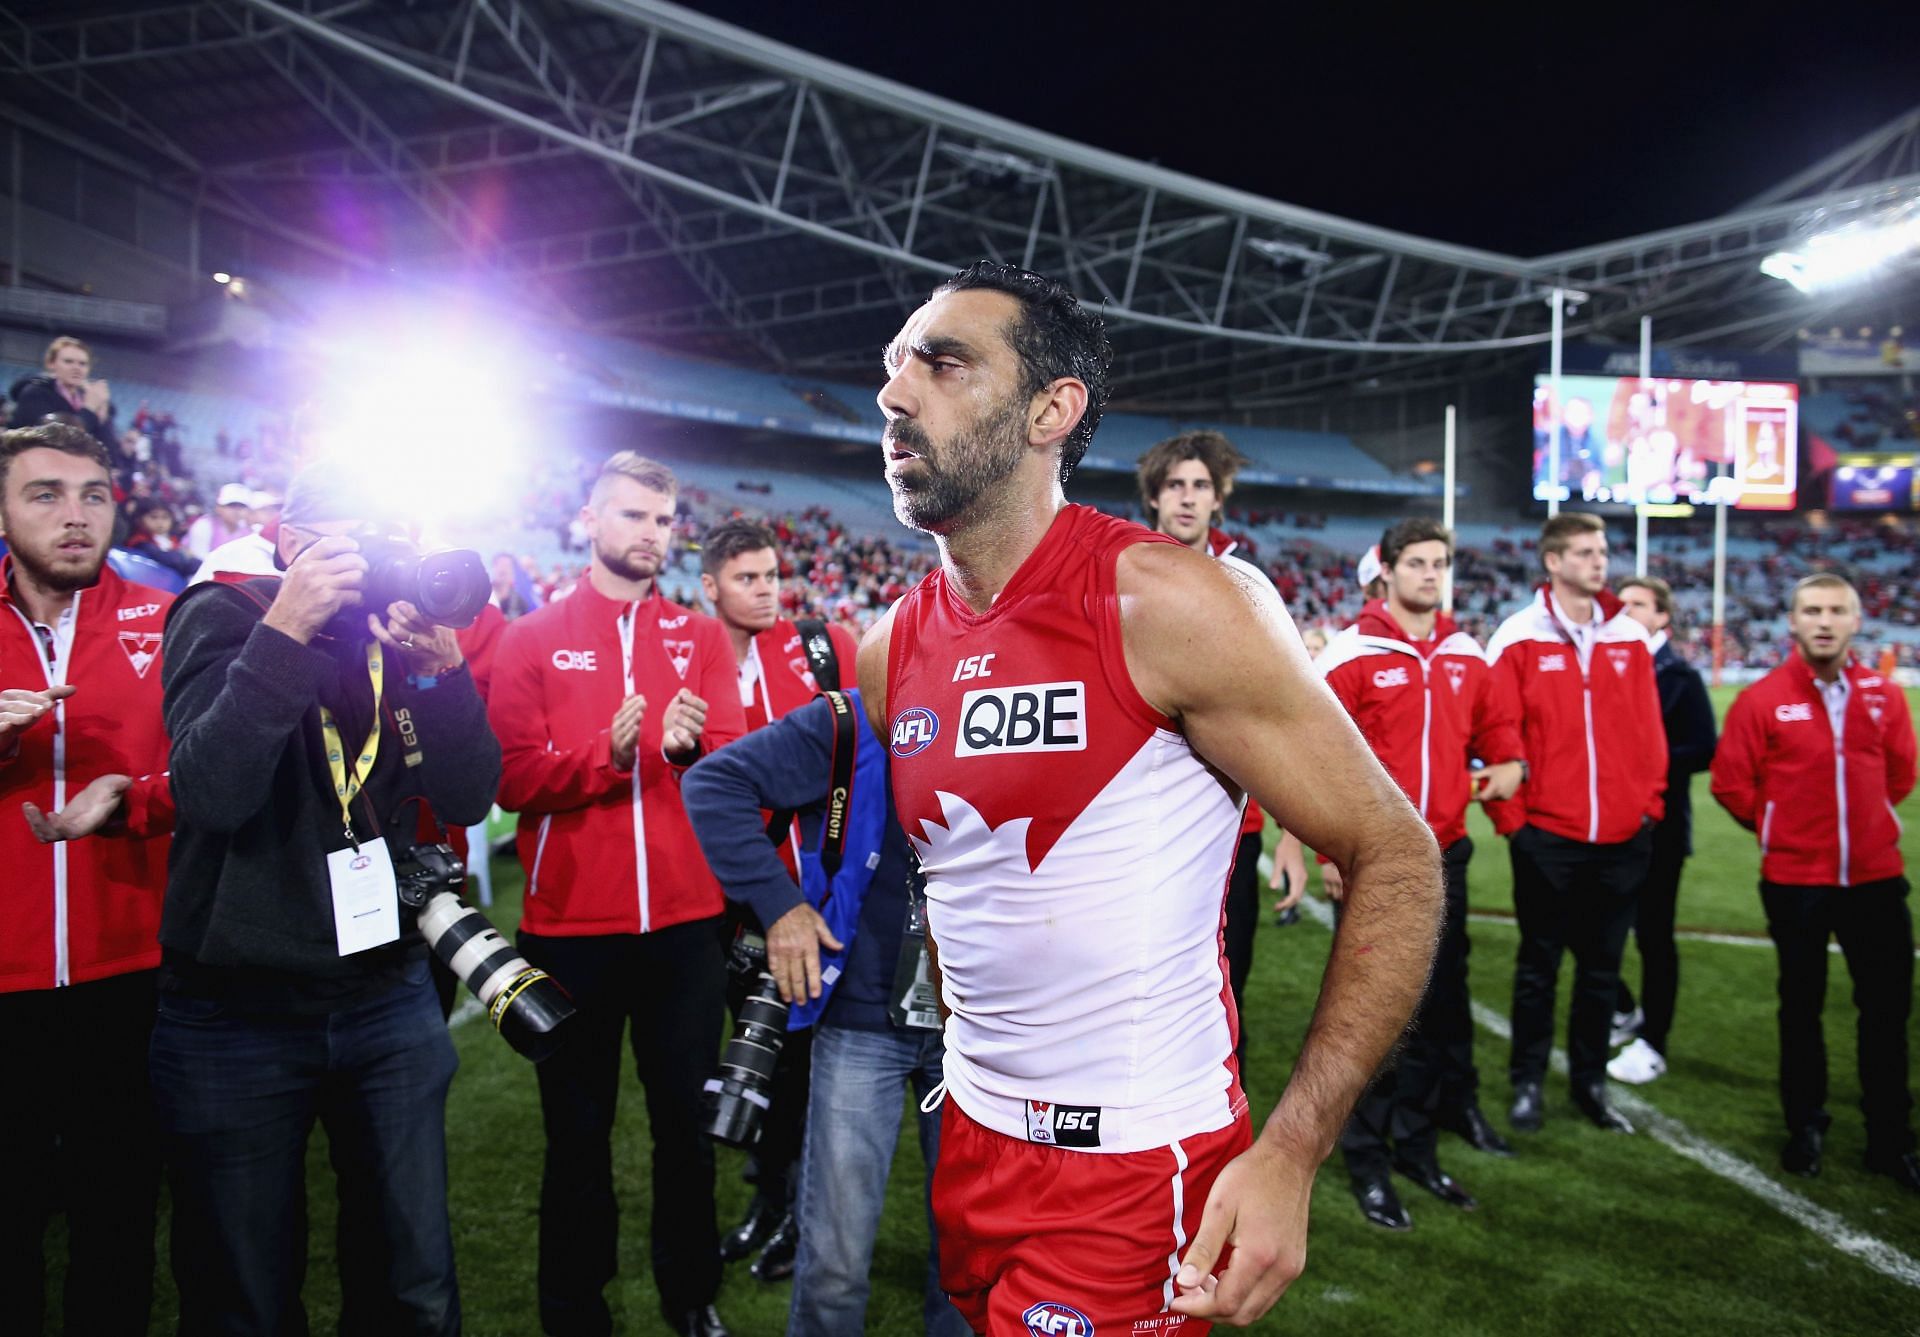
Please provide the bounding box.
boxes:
[3,0,1918,410]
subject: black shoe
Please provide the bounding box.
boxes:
[750,1213,798,1283]
[1349,1173,1413,1231]
[1444,1104,1515,1157]
[667,1306,731,1337]
[1392,1154,1479,1210]
[1509,1080,1544,1133]
[1571,1084,1635,1134]
[719,1195,781,1263]
[1864,1149,1920,1193]
[1781,1126,1824,1177]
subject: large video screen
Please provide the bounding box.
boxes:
[1829,455,1917,511]
[1532,374,1799,510]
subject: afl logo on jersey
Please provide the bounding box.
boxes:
[891,707,941,757]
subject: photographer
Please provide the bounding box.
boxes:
[684,690,967,1337]
[153,463,500,1335]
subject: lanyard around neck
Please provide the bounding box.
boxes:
[320,641,384,846]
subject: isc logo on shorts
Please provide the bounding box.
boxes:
[1371,666,1410,688]
[1026,1099,1102,1148]
[954,682,1086,757]
[1775,702,1815,723]
[1022,1301,1095,1336]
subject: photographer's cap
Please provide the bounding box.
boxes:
[215,482,252,507]
[282,461,396,530]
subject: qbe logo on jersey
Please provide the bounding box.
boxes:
[954,681,1086,758]
[1023,1301,1094,1337]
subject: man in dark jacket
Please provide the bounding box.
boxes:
[153,462,501,1335]
[1609,576,1717,1084]
[684,690,968,1337]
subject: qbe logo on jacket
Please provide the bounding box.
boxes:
[954,681,1086,757]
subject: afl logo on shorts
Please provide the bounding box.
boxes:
[1022,1301,1094,1337]
[891,707,940,757]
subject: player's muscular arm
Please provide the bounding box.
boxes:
[1118,543,1442,1327]
[855,601,897,738]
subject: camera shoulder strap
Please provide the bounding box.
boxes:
[817,688,856,884]
[795,617,839,692]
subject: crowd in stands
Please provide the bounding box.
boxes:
[1821,384,1920,449]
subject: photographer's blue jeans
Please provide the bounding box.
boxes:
[789,1024,969,1337]
[151,961,461,1337]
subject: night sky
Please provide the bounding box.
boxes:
[687,1,1920,257]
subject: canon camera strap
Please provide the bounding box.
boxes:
[815,689,856,884]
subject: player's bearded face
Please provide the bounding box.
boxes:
[885,387,1030,533]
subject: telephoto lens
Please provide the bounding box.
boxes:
[396,845,576,1061]
[702,931,787,1147]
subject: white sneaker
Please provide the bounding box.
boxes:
[1607,1038,1667,1085]
[1609,1006,1644,1048]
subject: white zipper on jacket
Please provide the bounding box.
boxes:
[1417,655,1433,819]
[1760,800,1775,857]
[618,603,651,932]
[6,594,77,985]
[1834,713,1851,889]
[746,636,807,872]
[1548,596,1603,844]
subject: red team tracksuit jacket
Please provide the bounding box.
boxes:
[1710,655,1916,887]
[1483,586,1666,843]
[0,562,174,992]
[488,580,746,935]
[1318,600,1524,847]
[744,618,859,731]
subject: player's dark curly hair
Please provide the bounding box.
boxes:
[933,261,1112,485]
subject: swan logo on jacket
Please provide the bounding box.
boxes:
[1444,661,1467,694]
[117,631,161,679]
[664,639,695,679]
[1606,648,1631,677]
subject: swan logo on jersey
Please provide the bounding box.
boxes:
[117,631,161,679]
[1444,661,1467,694]
[664,639,695,679]
[1022,1301,1094,1337]
[1606,648,1631,677]
[954,681,1086,757]
[891,707,940,757]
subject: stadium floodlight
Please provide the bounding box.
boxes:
[212,272,232,285]
[1761,204,1920,294]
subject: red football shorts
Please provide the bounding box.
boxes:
[934,1099,1254,1337]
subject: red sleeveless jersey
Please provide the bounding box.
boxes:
[886,505,1247,1153]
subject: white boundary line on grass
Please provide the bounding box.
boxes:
[450,997,484,1028]
[1267,857,1920,1291]
[1466,911,1920,958]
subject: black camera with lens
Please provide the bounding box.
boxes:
[701,929,788,1148]
[394,843,576,1062]
[314,527,491,641]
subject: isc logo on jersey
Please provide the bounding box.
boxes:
[1022,1301,1094,1337]
[954,681,1086,758]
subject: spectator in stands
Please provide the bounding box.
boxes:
[154,463,498,1334]
[697,518,860,1283]
[0,423,175,1335]
[1486,512,1665,1136]
[487,453,746,1337]
[490,552,539,619]
[182,483,252,560]
[124,499,199,580]
[1608,576,1717,1086]
[7,336,117,468]
[1711,574,1919,1191]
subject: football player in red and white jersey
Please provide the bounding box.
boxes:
[1134,430,1280,1055]
[861,261,1442,1335]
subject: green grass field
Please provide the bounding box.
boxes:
[43,688,1920,1334]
